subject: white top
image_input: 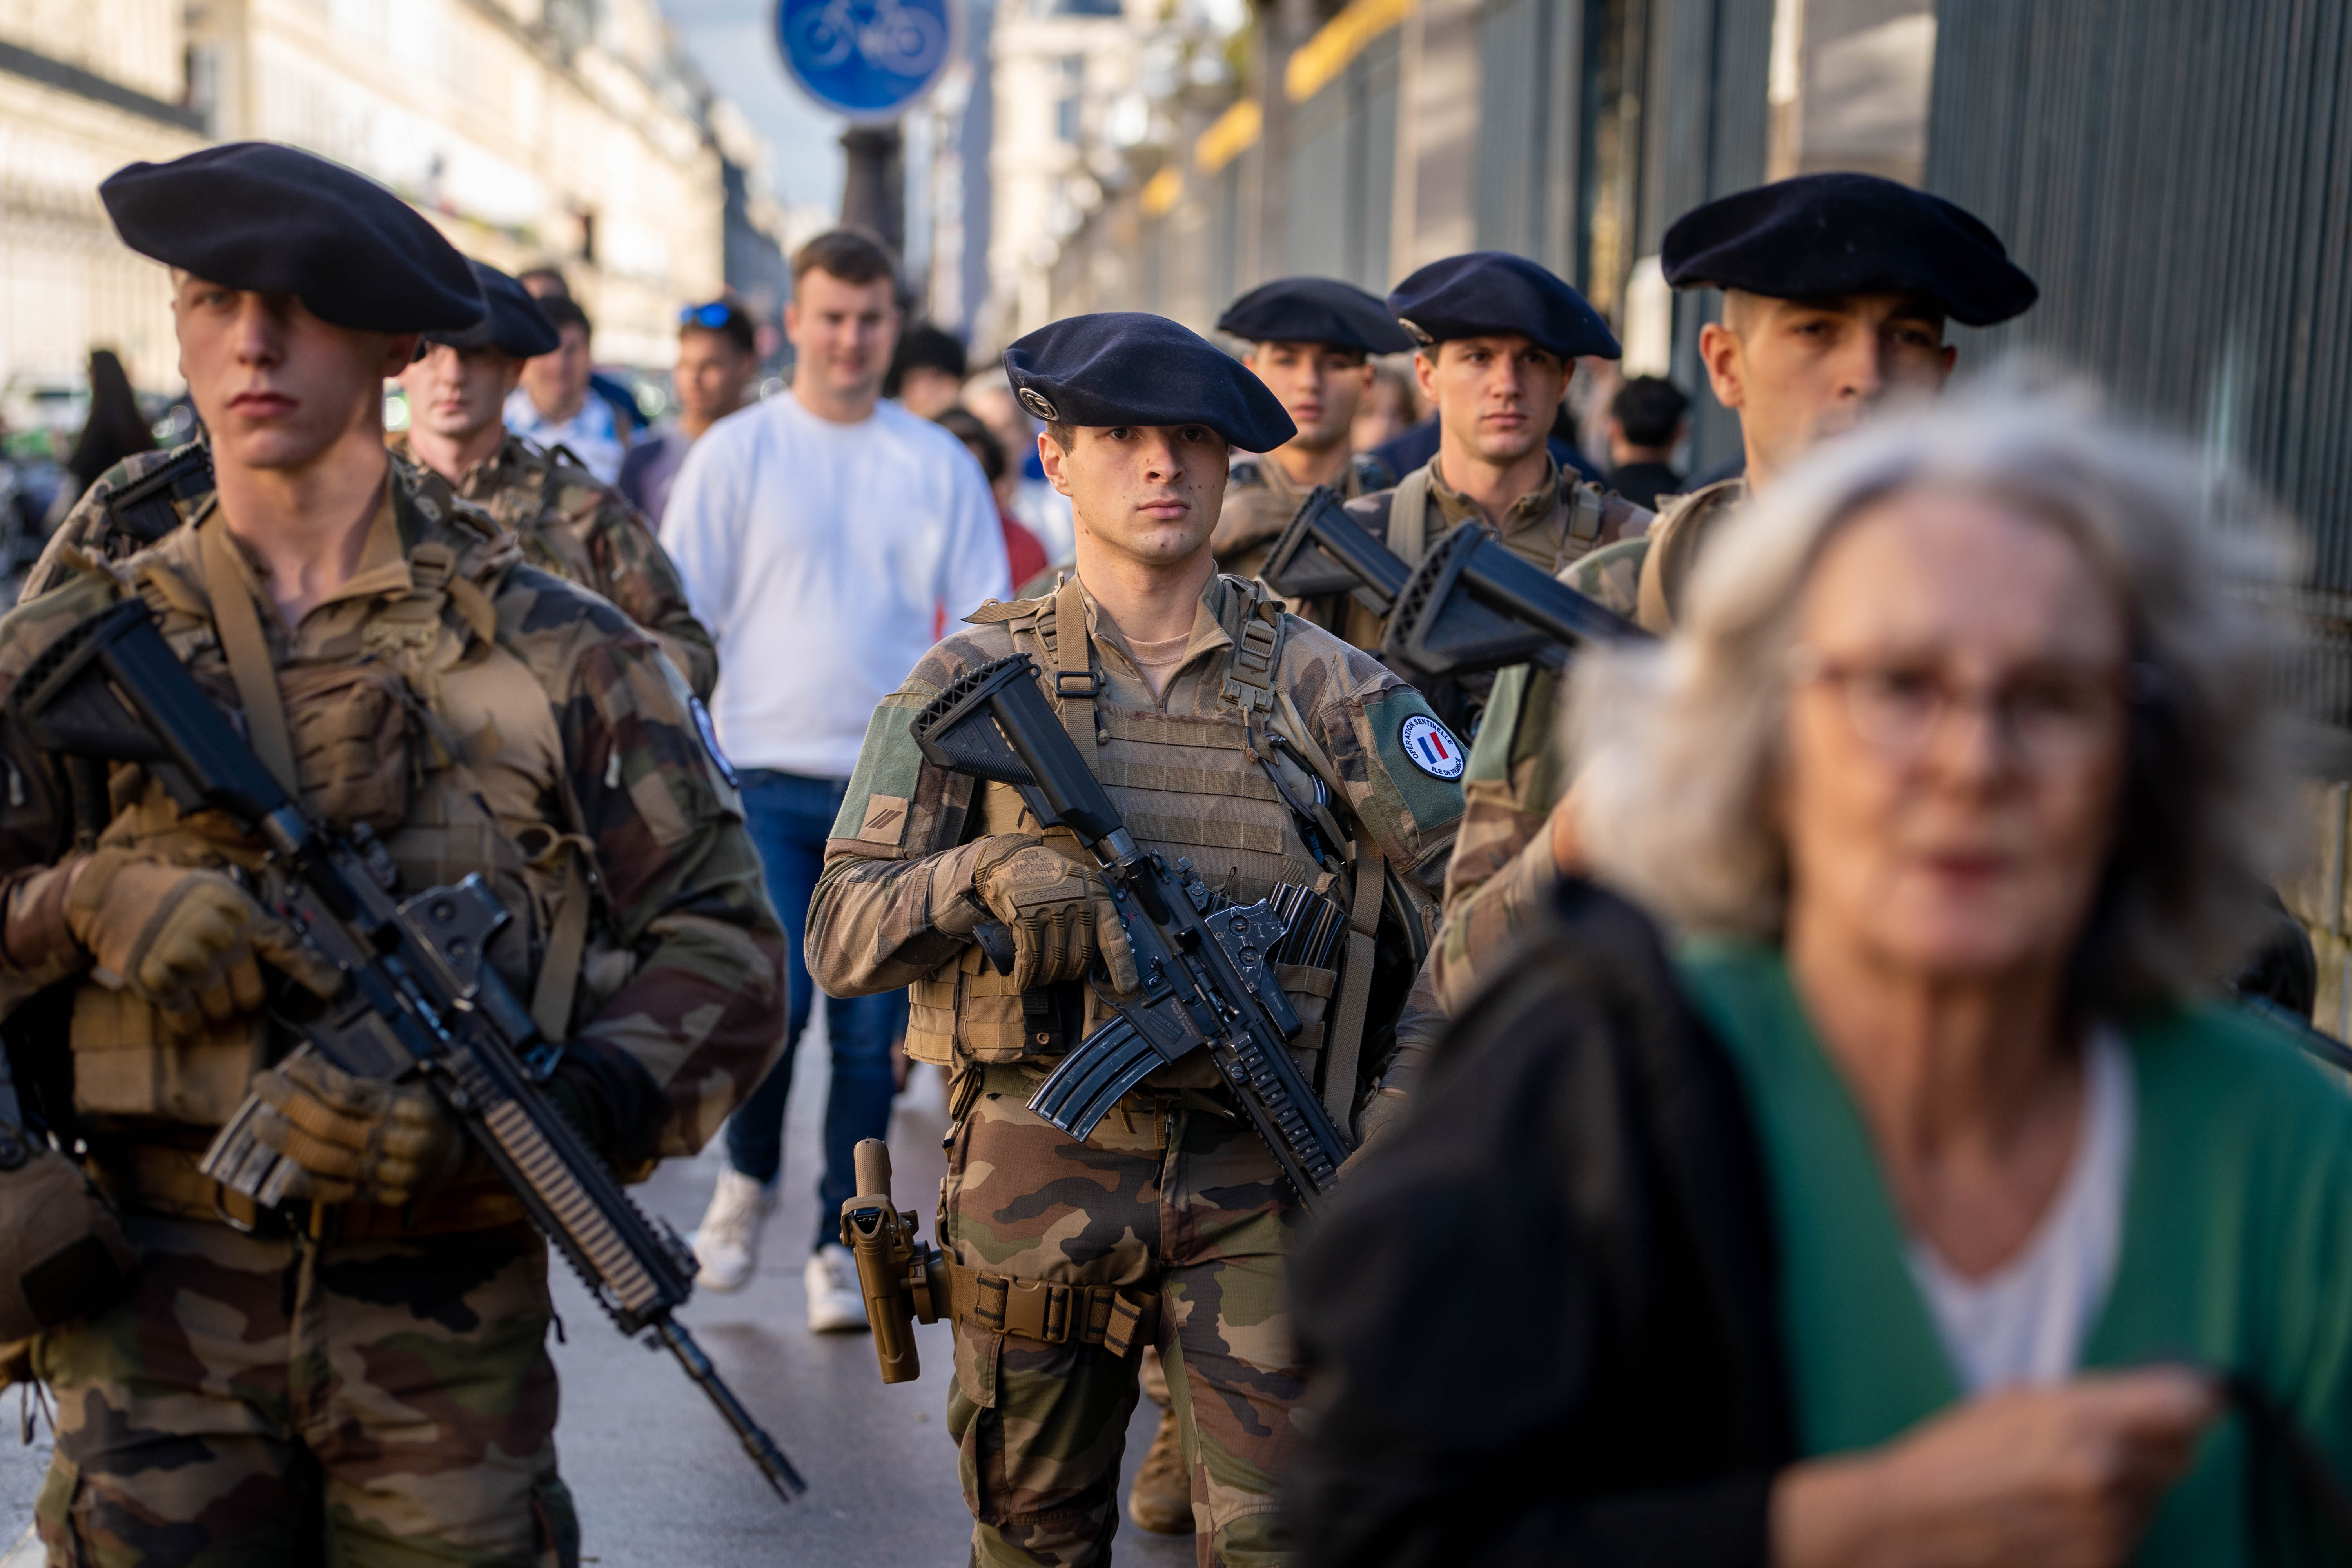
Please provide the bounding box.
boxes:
[504,387,628,485]
[1906,1027,2136,1395]
[657,393,1010,778]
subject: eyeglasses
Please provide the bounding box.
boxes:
[1790,646,2147,770]
[679,301,739,329]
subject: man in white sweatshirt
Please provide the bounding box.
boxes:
[660,229,1010,1329]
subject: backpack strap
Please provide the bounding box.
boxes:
[1389,463,1435,569]
[1560,479,1606,565]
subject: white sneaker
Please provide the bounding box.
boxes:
[692,1169,777,1292]
[804,1243,871,1333]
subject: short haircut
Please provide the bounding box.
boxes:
[792,228,900,292]
[1572,381,2299,1022]
[518,265,570,298]
[1611,376,1689,447]
[537,294,592,341]
[886,324,967,398]
[934,405,1005,482]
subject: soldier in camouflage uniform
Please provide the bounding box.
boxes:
[22,262,718,704]
[1,143,784,1566]
[1209,278,1410,638]
[1339,253,1648,627]
[1432,174,2040,1015]
[807,313,1462,1567]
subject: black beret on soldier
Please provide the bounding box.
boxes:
[1004,312,1298,452]
[1661,172,2038,327]
[100,142,485,334]
[1217,276,1416,356]
[428,260,561,359]
[1385,252,1620,360]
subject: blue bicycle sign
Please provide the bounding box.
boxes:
[775,0,957,120]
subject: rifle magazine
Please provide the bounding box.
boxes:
[1027,1016,1164,1141]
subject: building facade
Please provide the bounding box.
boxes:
[0,0,766,402]
[971,0,1935,472]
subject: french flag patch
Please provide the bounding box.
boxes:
[1399,714,1466,780]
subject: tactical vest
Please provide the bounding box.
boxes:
[62,519,619,1142]
[902,577,1387,1115]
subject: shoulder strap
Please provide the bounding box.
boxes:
[1561,481,1605,564]
[1047,575,1100,777]
[1321,831,1385,1126]
[197,516,299,795]
[1390,465,1434,569]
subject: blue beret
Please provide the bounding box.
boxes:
[1385,252,1620,359]
[1217,276,1415,355]
[1005,313,1297,452]
[100,142,485,335]
[1662,173,2037,327]
[427,261,561,359]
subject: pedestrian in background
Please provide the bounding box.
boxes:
[1293,389,2346,1568]
[1351,359,1418,454]
[59,348,154,508]
[887,322,968,419]
[1604,374,1689,508]
[962,365,1075,560]
[660,228,1009,1330]
[395,259,717,697]
[933,403,1049,588]
[506,294,627,483]
[619,299,760,527]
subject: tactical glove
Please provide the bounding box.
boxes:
[247,1045,468,1208]
[65,850,342,1040]
[969,834,1140,993]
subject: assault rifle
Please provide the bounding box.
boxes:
[1381,520,1650,678]
[7,600,806,1503]
[1259,484,1414,622]
[911,653,1354,1210]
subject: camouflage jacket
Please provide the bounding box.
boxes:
[807,572,1461,1092]
[392,432,719,700]
[25,438,719,702]
[1430,476,1751,1016]
[0,461,784,1171]
[1214,451,1394,625]
[1344,455,1653,579]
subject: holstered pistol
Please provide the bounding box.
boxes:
[838,1139,949,1384]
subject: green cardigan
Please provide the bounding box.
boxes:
[1680,941,2352,1564]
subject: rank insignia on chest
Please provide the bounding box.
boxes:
[1399,713,1465,779]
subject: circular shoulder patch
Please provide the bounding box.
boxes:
[1398,713,1465,780]
[1016,386,1060,422]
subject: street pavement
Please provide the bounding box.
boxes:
[0,1018,1193,1565]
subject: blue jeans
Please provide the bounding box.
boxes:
[723,770,909,1252]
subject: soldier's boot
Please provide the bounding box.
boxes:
[1126,1347,1193,1535]
[1125,1407,1194,1534]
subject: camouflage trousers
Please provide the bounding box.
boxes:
[943,1065,1306,1568]
[31,1211,575,1568]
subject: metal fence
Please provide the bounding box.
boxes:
[1927,0,2352,584]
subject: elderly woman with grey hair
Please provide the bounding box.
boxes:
[1287,390,2352,1568]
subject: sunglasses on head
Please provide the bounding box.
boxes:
[679,301,739,329]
